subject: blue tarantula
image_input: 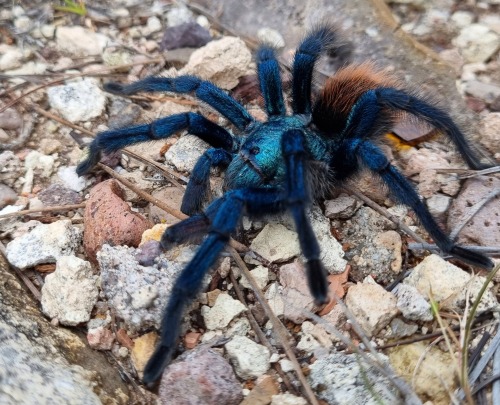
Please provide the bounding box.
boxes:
[77,25,494,383]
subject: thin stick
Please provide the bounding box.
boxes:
[408,243,500,256]
[228,246,319,405]
[0,203,86,220]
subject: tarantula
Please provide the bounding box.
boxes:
[77,25,494,383]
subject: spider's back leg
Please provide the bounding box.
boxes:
[256,46,286,117]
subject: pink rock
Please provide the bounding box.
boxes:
[87,326,114,350]
[83,179,152,262]
[159,348,242,405]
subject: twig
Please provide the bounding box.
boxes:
[0,203,86,220]
[492,343,500,402]
[408,243,500,256]
[433,166,500,180]
[450,187,500,241]
[228,246,319,405]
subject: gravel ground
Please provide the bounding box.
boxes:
[0,1,499,404]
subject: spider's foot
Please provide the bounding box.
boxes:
[103,82,127,95]
[306,259,329,305]
[143,344,174,385]
[450,245,494,270]
[76,143,102,176]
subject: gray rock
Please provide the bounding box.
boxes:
[389,318,419,338]
[159,348,242,405]
[47,79,106,123]
[345,281,399,337]
[180,36,252,90]
[6,220,82,269]
[0,108,22,130]
[324,193,359,219]
[225,335,270,379]
[56,26,110,57]
[38,183,83,206]
[160,22,212,51]
[97,244,199,331]
[308,353,400,404]
[0,184,17,209]
[453,24,500,63]
[393,284,433,322]
[464,80,500,104]
[164,135,209,173]
[481,112,500,155]
[41,256,98,326]
[0,151,23,188]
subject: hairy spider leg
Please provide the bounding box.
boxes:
[181,148,233,215]
[378,88,491,170]
[76,112,234,175]
[292,25,339,115]
[104,76,254,131]
[339,91,493,269]
[256,46,286,116]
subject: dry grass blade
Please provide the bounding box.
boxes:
[228,247,319,405]
[492,345,500,402]
[434,166,500,179]
[408,243,500,256]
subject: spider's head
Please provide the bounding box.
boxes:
[225,116,310,189]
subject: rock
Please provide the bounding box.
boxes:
[181,36,252,90]
[149,186,184,225]
[166,5,194,27]
[164,134,209,173]
[271,393,307,405]
[239,265,269,290]
[41,256,98,326]
[83,180,152,262]
[0,108,22,130]
[160,22,212,50]
[447,176,500,247]
[241,375,279,405]
[184,332,202,349]
[98,244,197,330]
[225,336,270,379]
[464,80,500,104]
[345,281,399,337]
[47,78,107,123]
[403,254,498,313]
[453,24,500,63]
[87,326,114,350]
[388,342,456,405]
[146,16,162,34]
[6,220,82,269]
[250,223,300,263]
[58,165,90,192]
[309,353,400,404]
[389,318,418,338]
[38,183,83,206]
[131,332,158,377]
[0,151,23,188]
[426,193,452,220]
[0,44,24,71]
[257,28,285,48]
[39,138,63,155]
[0,184,17,209]
[25,150,55,178]
[159,348,242,405]
[202,293,246,330]
[481,113,500,155]
[393,284,433,322]
[324,193,359,219]
[56,26,109,57]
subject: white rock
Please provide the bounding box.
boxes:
[451,11,474,28]
[239,265,269,290]
[164,135,209,173]
[296,333,321,353]
[58,166,88,192]
[14,16,31,31]
[271,393,307,405]
[264,282,285,318]
[146,16,162,33]
[393,284,433,322]
[403,254,498,313]
[47,79,106,123]
[131,285,159,309]
[426,194,451,218]
[0,45,24,71]
[225,336,270,379]
[23,151,55,179]
[41,24,55,38]
[56,26,110,57]
[166,5,194,27]
[250,223,300,262]
[279,359,294,373]
[181,36,252,90]
[6,220,82,269]
[345,282,399,337]
[257,28,285,48]
[453,24,500,63]
[202,293,246,330]
[41,256,98,326]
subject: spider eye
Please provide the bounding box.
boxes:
[249,146,260,155]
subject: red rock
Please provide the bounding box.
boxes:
[83,179,152,262]
[116,328,134,350]
[184,332,202,349]
[87,326,114,350]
